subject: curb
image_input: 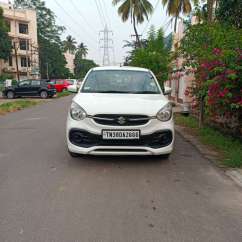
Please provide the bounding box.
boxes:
[225,170,242,188]
[175,125,242,188]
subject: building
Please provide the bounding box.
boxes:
[0,2,39,80]
[64,51,75,74]
[166,16,198,105]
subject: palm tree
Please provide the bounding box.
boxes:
[162,0,194,32]
[207,0,215,22]
[113,0,153,47]
[76,43,88,59]
[63,35,77,54]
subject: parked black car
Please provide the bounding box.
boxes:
[2,80,56,99]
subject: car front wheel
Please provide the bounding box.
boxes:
[6,91,15,99]
[40,90,48,99]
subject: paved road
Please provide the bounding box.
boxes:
[0,96,242,242]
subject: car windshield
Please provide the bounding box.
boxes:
[81,70,161,94]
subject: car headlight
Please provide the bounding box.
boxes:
[156,103,172,121]
[70,102,87,121]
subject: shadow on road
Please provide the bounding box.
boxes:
[67,153,172,169]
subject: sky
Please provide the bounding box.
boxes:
[5,0,173,65]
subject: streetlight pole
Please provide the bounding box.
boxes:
[13,40,20,81]
[46,62,49,79]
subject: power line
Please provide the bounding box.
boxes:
[53,0,97,46]
[101,0,112,28]
[97,0,108,27]
[69,0,96,31]
[55,14,97,50]
[94,0,105,28]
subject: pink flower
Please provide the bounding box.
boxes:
[219,88,229,98]
[213,48,222,56]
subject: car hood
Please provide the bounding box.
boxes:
[73,93,169,116]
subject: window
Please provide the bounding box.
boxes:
[82,70,160,94]
[31,80,41,86]
[19,23,28,34]
[21,57,31,67]
[56,80,64,84]
[8,56,12,66]
[19,80,31,86]
[19,39,29,50]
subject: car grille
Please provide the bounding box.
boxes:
[69,129,173,149]
[92,114,150,126]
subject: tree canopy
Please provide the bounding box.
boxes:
[113,0,153,47]
[74,58,98,79]
[130,26,170,88]
[14,0,70,78]
[63,35,77,54]
[0,7,11,60]
[216,0,242,29]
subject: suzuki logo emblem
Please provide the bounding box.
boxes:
[117,116,126,125]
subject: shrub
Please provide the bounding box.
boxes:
[179,23,242,133]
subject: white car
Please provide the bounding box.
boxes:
[67,79,82,93]
[66,66,174,157]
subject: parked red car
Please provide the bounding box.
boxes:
[50,79,72,92]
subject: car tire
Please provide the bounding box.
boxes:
[40,90,48,99]
[6,91,15,99]
[68,150,80,158]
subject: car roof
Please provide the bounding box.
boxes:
[91,66,150,72]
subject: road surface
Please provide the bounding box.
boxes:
[0,96,242,242]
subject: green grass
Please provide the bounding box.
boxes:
[175,114,242,168]
[0,100,41,115]
[56,91,72,98]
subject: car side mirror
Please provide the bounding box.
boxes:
[164,86,172,95]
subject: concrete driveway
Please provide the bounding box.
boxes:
[0,96,242,242]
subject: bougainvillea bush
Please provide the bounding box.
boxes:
[179,23,242,133]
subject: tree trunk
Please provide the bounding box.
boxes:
[199,96,205,128]
[174,16,178,33]
[207,0,214,23]
[133,14,141,48]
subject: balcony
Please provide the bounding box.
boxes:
[3,67,16,73]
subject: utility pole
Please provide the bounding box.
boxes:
[46,62,49,79]
[26,39,30,79]
[99,25,114,66]
[13,39,20,81]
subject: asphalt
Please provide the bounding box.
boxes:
[0,95,242,242]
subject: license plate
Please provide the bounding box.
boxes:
[102,130,140,140]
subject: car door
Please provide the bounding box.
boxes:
[30,80,41,96]
[15,80,32,96]
[55,80,64,92]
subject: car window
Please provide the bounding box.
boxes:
[19,80,31,86]
[31,80,41,86]
[56,80,64,84]
[81,70,161,94]
[68,80,75,84]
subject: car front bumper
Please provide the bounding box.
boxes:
[66,114,174,156]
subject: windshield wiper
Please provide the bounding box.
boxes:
[95,91,133,93]
[133,91,159,94]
